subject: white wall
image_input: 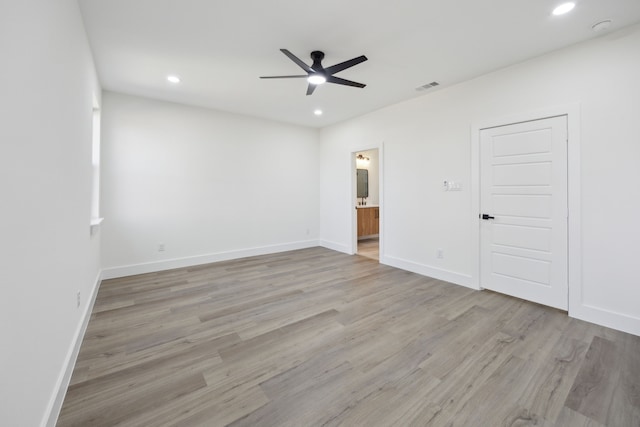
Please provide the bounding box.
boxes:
[320,24,640,336]
[0,9,636,427]
[101,92,320,277]
[0,1,102,425]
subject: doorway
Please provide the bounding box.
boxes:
[479,115,568,310]
[353,149,380,261]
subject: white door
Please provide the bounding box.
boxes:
[480,116,568,310]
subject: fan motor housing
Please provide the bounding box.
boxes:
[311,51,325,70]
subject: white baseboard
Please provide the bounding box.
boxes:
[357,234,379,240]
[570,303,640,337]
[44,271,102,427]
[381,255,478,290]
[102,240,320,280]
[319,239,352,255]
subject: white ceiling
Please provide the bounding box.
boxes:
[79,0,640,128]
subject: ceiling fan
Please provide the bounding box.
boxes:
[260,49,368,95]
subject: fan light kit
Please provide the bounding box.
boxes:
[308,75,327,85]
[261,49,368,96]
[552,2,575,15]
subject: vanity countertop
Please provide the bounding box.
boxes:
[356,204,379,208]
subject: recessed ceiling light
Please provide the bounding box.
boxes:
[308,74,327,85]
[552,2,575,16]
[167,75,181,84]
[314,109,323,116]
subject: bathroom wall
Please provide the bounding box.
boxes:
[355,149,379,206]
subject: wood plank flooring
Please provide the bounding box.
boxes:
[357,237,379,261]
[58,247,640,426]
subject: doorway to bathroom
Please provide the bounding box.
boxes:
[353,148,380,261]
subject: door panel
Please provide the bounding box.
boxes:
[491,128,552,156]
[492,252,551,285]
[493,162,552,186]
[492,194,552,218]
[480,116,568,310]
[492,223,551,252]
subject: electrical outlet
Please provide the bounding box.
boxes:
[76,291,81,308]
[158,243,165,252]
[437,248,444,259]
[306,228,310,236]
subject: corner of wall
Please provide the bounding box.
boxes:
[44,271,102,427]
[569,304,640,337]
[319,239,353,255]
[381,255,477,290]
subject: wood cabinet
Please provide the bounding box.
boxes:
[357,206,379,237]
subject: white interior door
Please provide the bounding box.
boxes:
[480,116,568,310]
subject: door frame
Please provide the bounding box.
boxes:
[349,144,384,258]
[470,104,581,314]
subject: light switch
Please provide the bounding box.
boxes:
[444,180,463,191]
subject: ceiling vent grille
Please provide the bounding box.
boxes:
[416,81,440,91]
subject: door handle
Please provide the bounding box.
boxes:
[481,214,495,220]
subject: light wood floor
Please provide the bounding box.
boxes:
[358,237,379,261]
[58,247,640,426]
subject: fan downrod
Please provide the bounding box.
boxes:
[310,51,325,70]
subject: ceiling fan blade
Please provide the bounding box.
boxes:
[280,49,314,73]
[306,84,317,96]
[260,75,308,79]
[323,55,368,75]
[326,75,366,88]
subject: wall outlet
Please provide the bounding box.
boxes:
[437,248,444,259]
[158,243,165,252]
[306,228,310,236]
[76,291,81,308]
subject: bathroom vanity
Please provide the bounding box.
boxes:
[357,206,379,238]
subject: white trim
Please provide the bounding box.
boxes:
[101,240,319,279]
[565,107,583,323]
[350,151,357,255]
[382,255,477,290]
[90,217,104,226]
[571,304,640,337]
[379,144,385,262]
[89,217,104,236]
[471,104,581,290]
[319,239,351,254]
[473,106,594,315]
[350,143,384,257]
[90,99,101,222]
[44,271,102,427]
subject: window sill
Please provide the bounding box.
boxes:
[90,217,104,236]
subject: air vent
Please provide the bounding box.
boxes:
[416,81,440,91]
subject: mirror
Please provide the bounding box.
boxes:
[357,168,369,198]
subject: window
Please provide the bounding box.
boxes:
[90,95,102,233]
